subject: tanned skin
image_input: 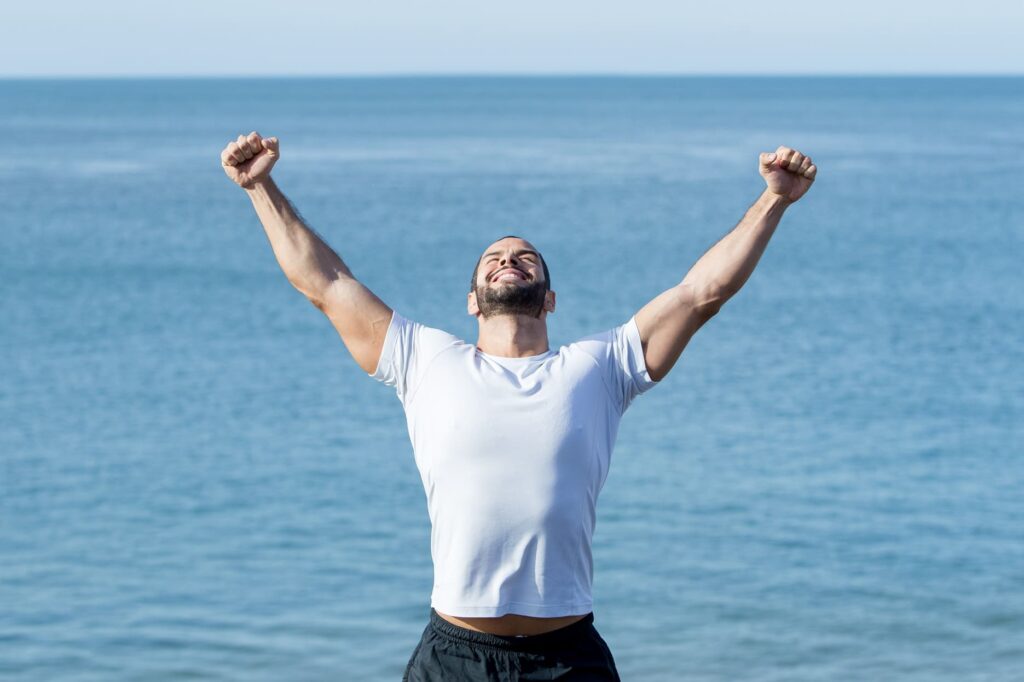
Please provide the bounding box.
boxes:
[221,132,816,636]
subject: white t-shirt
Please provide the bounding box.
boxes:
[370,311,658,617]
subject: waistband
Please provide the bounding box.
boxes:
[429,608,595,653]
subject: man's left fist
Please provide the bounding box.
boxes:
[759,146,817,204]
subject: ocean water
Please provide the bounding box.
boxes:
[1,77,1022,681]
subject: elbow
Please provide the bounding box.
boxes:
[696,298,725,320]
[691,283,731,320]
[289,277,329,310]
[678,278,731,320]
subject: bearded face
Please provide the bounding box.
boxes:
[470,237,552,320]
[474,275,548,319]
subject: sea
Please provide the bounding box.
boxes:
[1,77,1022,681]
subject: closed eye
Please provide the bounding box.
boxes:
[482,249,539,261]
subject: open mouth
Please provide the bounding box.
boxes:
[492,268,527,283]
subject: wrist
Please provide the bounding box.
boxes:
[243,176,276,195]
[762,188,793,210]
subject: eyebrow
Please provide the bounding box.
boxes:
[482,249,539,259]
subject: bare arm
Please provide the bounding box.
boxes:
[634,146,818,382]
[221,132,392,374]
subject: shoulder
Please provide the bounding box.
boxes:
[386,311,464,344]
[565,318,637,359]
[372,311,466,376]
[564,317,657,409]
[393,313,470,370]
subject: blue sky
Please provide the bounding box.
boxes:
[3,0,1022,76]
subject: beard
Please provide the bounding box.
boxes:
[475,279,548,319]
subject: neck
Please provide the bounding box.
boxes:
[475,313,550,358]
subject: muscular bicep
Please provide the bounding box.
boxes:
[634,282,720,382]
[314,278,394,374]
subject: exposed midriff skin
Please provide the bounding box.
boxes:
[436,610,587,636]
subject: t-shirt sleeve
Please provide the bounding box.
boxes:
[369,310,461,405]
[572,316,660,414]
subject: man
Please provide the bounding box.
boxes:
[220,132,816,680]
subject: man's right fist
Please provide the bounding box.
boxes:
[221,131,279,189]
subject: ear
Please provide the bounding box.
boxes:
[544,290,556,314]
[467,291,479,316]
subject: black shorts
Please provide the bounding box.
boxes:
[402,608,621,681]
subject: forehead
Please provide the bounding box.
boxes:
[479,237,539,259]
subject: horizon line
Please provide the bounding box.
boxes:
[1,71,1022,80]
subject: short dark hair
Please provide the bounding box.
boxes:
[470,235,550,292]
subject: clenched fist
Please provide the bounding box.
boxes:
[759,146,817,204]
[221,131,279,189]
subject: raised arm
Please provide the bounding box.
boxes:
[634,146,817,382]
[220,131,393,374]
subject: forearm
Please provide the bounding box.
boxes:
[681,189,790,308]
[245,177,353,301]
